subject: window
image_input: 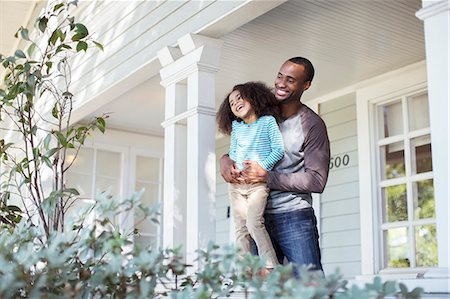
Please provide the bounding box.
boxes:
[65,147,123,224]
[133,155,163,249]
[375,92,437,269]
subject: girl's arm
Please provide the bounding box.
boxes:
[259,116,284,170]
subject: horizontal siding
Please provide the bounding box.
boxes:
[322,182,359,202]
[322,245,361,263]
[321,105,356,127]
[66,1,245,114]
[323,262,362,279]
[327,120,358,142]
[319,94,356,115]
[321,197,360,217]
[326,165,358,187]
[319,94,361,279]
[321,229,361,248]
[321,214,360,233]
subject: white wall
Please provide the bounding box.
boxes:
[215,136,232,248]
[319,94,361,279]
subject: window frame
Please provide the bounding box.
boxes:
[356,63,430,277]
[374,89,436,272]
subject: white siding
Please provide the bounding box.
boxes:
[319,93,361,279]
[216,136,232,248]
[67,1,245,111]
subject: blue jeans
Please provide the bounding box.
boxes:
[264,207,323,272]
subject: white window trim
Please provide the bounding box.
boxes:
[356,63,439,277]
[129,147,164,248]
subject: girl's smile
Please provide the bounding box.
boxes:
[228,90,257,124]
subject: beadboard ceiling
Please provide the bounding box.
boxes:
[1,0,425,137]
[0,0,36,56]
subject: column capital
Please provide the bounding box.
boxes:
[158,34,223,87]
[416,1,450,20]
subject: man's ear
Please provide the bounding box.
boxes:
[303,80,312,91]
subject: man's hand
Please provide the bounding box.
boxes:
[241,160,268,183]
[220,154,240,183]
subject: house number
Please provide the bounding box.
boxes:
[329,154,350,170]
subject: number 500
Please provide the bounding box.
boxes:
[329,154,350,170]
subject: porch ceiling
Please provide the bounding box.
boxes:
[102,0,424,136]
[0,0,36,56]
[1,0,425,137]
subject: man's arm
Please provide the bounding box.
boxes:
[268,122,330,193]
[242,121,330,193]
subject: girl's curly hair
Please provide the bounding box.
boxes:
[216,81,281,135]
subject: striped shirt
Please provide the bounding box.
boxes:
[229,115,284,171]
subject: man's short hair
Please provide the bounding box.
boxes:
[288,57,315,83]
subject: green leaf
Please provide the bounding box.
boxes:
[27,42,36,57]
[44,147,59,158]
[38,17,48,33]
[43,134,52,149]
[49,30,59,45]
[42,156,52,168]
[72,23,89,41]
[96,117,106,133]
[64,188,80,196]
[52,102,59,119]
[76,41,88,52]
[54,131,67,146]
[93,41,104,51]
[19,27,30,41]
[43,191,62,212]
[45,61,53,74]
[14,50,26,59]
[53,3,64,11]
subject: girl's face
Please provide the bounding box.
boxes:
[228,90,256,123]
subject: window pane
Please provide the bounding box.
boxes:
[411,135,432,174]
[65,172,92,197]
[65,199,95,226]
[384,227,410,268]
[134,235,157,250]
[413,179,435,219]
[380,142,405,179]
[408,93,429,131]
[382,184,407,222]
[66,148,94,173]
[134,182,159,235]
[136,156,160,181]
[95,177,120,195]
[378,101,403,138]
[97,150,121,177]
[415,225,437,267]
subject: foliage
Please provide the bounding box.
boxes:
[0,192,424,299]
[0,0,106,237]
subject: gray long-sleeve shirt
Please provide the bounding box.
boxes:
[265,104,330,214]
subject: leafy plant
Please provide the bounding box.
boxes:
[0,192,424,299]
[0,0,106,236]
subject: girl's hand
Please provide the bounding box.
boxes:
[220,154,240,183]
[241,161,268,183]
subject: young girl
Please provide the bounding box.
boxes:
[216,81,284,275]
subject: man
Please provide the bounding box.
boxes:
[220,57,330,272]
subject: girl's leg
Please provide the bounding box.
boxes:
[228,183,251,253]
[246,183,279,269]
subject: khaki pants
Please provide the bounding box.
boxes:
[229,182,279,268]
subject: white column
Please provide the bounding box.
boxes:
[161,82,187,257]
[158,34,223,270]
[185,69,218,266]
[416,0,450,279]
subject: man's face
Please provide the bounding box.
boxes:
[274,61,311,103]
